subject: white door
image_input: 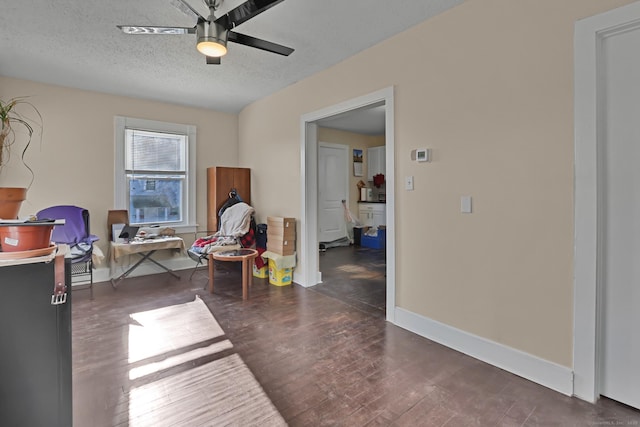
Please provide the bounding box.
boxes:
[318,142,348,243]
[600,27,640,410]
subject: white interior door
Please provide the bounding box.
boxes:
[318,142,348,243]
[601,26,640,410]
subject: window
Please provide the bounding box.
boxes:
[115,117,196,233]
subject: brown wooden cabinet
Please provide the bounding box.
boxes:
[207,167,251,231]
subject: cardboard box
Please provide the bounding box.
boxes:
[267,216,295,228]
[267,228,296,240]
[267,235,295,256]
[267,217,296,239]
[268,259,292,286]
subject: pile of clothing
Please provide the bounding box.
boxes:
[189,235,238,254]
[189,202,255,254]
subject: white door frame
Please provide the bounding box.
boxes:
[318,141,349,243]
[573,1,640,402]
[299,86,397,322]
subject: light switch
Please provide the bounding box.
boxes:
[461,196,472,213]
[405,176,414,191]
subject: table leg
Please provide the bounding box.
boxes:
[208,254,215,294]
[111,250,157,288]
[111,250,181,288]
[144,256,180,279]
[248,257,254,290]
[241,258,248,300]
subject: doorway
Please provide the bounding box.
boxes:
[299,87,396,322]
[316,112,387,317]
[574,1,640,408]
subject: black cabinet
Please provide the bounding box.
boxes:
[0,255,72,427]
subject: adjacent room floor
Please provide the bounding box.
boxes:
[312,244,386,318]
[72,251,640,426]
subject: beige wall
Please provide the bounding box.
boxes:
[0,76,238,256]
[238,0,635,367]
[317,127,384,216]
[2,0,635,370]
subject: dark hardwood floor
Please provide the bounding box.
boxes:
[313,245,386,318]
[72,246,640,426]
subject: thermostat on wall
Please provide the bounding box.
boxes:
[416,148,430,162]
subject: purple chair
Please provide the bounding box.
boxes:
[37,205,99,297]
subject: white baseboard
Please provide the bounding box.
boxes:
[394,307,574,396]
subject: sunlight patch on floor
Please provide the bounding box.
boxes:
[127,354,286,426]
[122,298,285,426]
[128,299,225,363]
[336,263,380,279]
[129,339,233,380]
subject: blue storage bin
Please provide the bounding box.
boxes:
[361,228,386,249]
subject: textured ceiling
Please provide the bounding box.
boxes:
[318,105,386,136]
[0,0,465,114]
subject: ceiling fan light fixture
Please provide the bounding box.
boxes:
[196,21,228,57]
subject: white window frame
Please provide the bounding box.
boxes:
[114,116,197,233]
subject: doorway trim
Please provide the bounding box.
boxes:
[573,1,640,402]
[298,86,396,322]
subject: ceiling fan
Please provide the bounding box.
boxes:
[117,0,294,64]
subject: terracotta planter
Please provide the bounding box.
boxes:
[0,224,54,252]
[0,187,27,219]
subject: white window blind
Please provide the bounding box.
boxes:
[125,130,186,172]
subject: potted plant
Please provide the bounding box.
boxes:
[0,96,42,219]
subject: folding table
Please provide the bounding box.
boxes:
[110,237,185,287]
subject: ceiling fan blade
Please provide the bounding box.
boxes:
[215,0,285,29]
[118,25,196,35]
[170,0,206,22]
[228,31,293,56]
[206,56,221,65]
